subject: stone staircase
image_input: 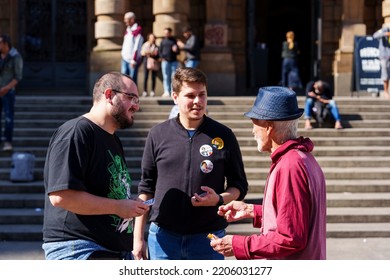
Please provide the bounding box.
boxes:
[0,95,389,241]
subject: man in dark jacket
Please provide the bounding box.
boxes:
[159,27,180,97]
[133,67,248,260]
[0,34,23,151]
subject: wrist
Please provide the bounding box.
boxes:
[246,204,254,218]
[216,194,224,206]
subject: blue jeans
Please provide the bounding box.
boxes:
[0,89,15,143]
[161,60,179,94]
[304,98,341,121]
[281,58,300,87]
[42,239,132,260]
[185,59,199,68]
[148,222,225,260]
[121,59,140,85]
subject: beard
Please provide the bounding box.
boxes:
[112,102,134,129]
[255,136,265,153]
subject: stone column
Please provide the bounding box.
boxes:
[153,0,189,63]
[89,0,126,89]
[383,0,390,24]
[201,0,236,96]
[333,0,366,96]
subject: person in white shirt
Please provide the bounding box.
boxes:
[121,12,144,85]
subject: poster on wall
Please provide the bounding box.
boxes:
[352,36,383,95]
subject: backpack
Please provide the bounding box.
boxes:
[10,152,36,182]
[312,101,333,128]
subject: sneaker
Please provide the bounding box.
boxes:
[142,91,147,97]
[162,92,170,97]
[149,91,155,97]
[3,142,13,151]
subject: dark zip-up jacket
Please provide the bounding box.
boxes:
[159,36,179,62]
[138,115,248,234]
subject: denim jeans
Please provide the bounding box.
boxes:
[42,239,132,260]
[304,98,341,121]
[0,89,15,143]
[147,222,225,260]
[281,58,299,87]
[121,59,140,85]
[185,59,199,68]
[161,60,179,94]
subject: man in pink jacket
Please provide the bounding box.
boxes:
[210,86,326,259]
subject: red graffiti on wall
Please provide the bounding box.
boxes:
[205,26,226,46]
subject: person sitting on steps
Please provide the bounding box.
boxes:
[304,80,343,130]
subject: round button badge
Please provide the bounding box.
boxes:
[211,137,224,150]
[199,144,213,157]
[200,160,213,173]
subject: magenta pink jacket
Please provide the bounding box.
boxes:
[233,137,326,259]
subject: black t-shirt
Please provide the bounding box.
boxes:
[43,116,134,252]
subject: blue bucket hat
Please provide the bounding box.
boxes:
[244,86,304,121]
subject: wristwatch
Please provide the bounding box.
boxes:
[216,194,224,206]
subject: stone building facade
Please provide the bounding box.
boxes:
[0,0,387,96]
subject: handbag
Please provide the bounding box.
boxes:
[146,56,160,71]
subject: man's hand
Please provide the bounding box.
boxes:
[191,186,219,207]
[217,201,254,222]
[132,239,148,260]
[308,91,317,98]
[115,199,150,219]
[210,235,234,257]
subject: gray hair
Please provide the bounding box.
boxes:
[124,12,135,19]
[272,119,299,144]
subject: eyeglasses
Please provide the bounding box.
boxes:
[112,89,140,105]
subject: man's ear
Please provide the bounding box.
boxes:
[172,92,178,104]
[266,121,274,134]
[103,88,114,103]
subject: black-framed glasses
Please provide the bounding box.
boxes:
[112,89,140,105]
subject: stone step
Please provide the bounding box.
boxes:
[0,208,43,224]
[327,193,390,207]
[0,194,44,208]
[0,224,43,241]
[327,208,390,222]
[0,181,44,194]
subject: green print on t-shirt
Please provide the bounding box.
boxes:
[107,150,133,234]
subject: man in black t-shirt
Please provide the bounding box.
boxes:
[42,72,149,260]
